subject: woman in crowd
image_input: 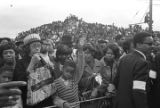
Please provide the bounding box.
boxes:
[26,38,56,108]
[79,43,103,108]
[13,34,55,108]
[99,43,120,90]
[0,42,17,68]
[95,43,120,108]
[54,44,73,79]
[0,40,25,108]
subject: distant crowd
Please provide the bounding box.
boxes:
[16,15,158,43]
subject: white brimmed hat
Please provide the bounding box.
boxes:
[23,34,41,45]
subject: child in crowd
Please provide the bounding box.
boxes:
[52,47,84,108]
[0,65,23,108]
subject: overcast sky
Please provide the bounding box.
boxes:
[0,0,160,38]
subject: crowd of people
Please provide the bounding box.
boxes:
[16,15,155,43]
[0,15,160,108]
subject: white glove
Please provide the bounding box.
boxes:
[107,83,115,93]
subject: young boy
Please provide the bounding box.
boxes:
[0,65,23,108]
[52,49,84,108]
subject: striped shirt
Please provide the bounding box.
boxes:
[53,50,85,108]
[54,77,79,108]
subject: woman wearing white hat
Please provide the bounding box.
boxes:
[13,34,43,108]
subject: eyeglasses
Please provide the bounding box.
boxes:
[143,42,153,46]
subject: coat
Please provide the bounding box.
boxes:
[147,53,160,108]
[13,56,53,108]
[79,59,103,108]
[114,50,149,108]
[100,57,118,84]
[79,59,103,94]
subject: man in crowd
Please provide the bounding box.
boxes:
[115,35,125,47]
[114,32,153,108]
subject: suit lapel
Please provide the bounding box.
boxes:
[133,50,146,60]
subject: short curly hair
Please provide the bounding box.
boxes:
[0,42,17,59]
[104,43,121,60]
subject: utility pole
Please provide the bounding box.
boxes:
[149,0,153,33]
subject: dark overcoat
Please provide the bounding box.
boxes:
[148,53,160,108]
[114,50,149,108]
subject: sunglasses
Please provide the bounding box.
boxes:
[143,42,153,46]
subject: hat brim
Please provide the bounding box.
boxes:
[25,40,41,46]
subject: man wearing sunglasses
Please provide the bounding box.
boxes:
[114,32,153,108]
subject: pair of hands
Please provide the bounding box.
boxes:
[0,81,26,107]
[91,83,116,98]
[106,83,116,97]
[30,53,53,67]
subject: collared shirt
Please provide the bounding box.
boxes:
[134,49,146,60]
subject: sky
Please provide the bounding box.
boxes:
[0,0,160,38]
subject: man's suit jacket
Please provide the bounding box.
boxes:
[147,52,160,108]
[114,50,149,108]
